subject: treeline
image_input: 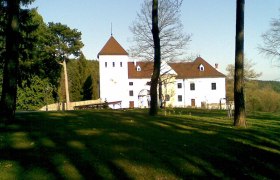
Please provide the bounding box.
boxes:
[0,8,99,110]
[227,80,280,112]
[257,80,280,93]
[60,56,99,103]
[14,57,100,111]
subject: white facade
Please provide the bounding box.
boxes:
[175,78,226,108]
[99,55,129,108]
[98,36,226,109]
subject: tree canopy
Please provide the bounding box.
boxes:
[130,0,191,62]
[47,22,84,62]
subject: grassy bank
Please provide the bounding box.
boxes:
[0,109,279,179]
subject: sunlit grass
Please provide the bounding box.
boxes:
[0,109,279,179]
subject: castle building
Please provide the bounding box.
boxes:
[98,36,226,109]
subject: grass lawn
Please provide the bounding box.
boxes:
[0,109,280,179]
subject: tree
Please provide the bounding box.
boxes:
[0,0,21,124]
[47,22,84,109]
[226,60,261,103]
[226,59,262,80]
[18,9,61,86]
[47,22,83,61]
[17,76,54,110]
[130,0,190,62]
[149,0,161,116]
[82,75,93,100]
[234,0,246,127]
[259,10,280,66]
[132,0,189,110]
[0,3,60,118]
[0,5,87,113]
[67,59,82,101]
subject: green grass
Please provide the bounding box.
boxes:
[0,109,280,179]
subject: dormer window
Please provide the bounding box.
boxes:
[136,65,141,72]
[199,64,204,71]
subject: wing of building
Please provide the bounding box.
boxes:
[98,36,226,109]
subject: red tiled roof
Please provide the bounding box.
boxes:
[127,57,225,79]
[98,36,128,57]
[168,57,226,79]
[128,62,154,79]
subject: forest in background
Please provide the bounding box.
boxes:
[226,79,280,112]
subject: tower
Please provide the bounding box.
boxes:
[98,36,129,108]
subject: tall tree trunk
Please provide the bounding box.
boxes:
[234,0,246,127]
[0,0,20,124]
[62,59,70,110]
[149,0,161,116]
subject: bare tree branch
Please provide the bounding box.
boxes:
[130,0,191,62]
[259,11,280,66]
[226,58,262,81]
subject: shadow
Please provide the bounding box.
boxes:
[0,109,279,179]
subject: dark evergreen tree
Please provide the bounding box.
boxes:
[82,75,93,100]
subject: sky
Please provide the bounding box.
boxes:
[28,0,280,81]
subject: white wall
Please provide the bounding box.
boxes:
[175,77,226,108]
[99,55,129,108]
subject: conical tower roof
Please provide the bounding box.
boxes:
[98,36,128,58]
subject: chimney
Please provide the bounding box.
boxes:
[134,60,137,67]
[215,63,218,69]
[215,63,220,72]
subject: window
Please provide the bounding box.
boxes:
[211,83,216,90]
[199,64,204,71]
[129,82,133,86]
[165,95,170,101]
[112,62,115,67]
[105,62,107,68]
[136,65,141,71]
[178,95,182,102]
[129,90,134,96]
[190,83,195,90]
[120,62,123,67]
[177,83,182,89]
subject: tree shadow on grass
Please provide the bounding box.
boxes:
[0,109,279,179]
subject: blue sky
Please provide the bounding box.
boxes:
[29,0,280,80]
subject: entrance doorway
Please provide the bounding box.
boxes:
[138,89,150,108]
[191,99,196,107]
[129,101,134,108]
